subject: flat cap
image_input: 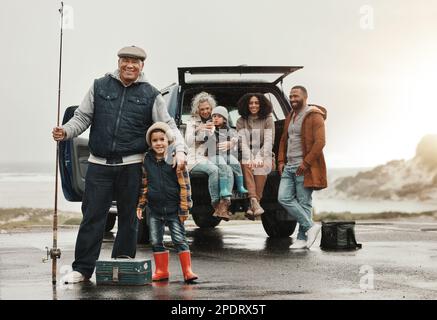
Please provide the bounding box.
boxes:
[117,45,147,61]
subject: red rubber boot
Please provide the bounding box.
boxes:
[152,251,169,281]
[178,251,198,283]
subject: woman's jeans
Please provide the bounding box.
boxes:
[278,164,314,241]
[149,210,189,253]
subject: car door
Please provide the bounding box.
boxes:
[161,82,188,138]
[59,106,89,202]
[161,83,180,119]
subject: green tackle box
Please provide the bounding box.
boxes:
[95,257,152,286]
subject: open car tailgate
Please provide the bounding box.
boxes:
[178,66,303,86]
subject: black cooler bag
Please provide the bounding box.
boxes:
[320,221,362,251]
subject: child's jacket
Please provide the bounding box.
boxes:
[137,145,192,217]
[205,125,238,157]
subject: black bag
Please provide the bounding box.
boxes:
[320,221,362,251]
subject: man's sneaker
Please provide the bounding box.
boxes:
[61,271,85,284]
[306,224,321,249]
[290,240,308,249]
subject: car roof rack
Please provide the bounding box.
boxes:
[178,66,303,86]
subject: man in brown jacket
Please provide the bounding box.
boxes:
[277,86,327,249]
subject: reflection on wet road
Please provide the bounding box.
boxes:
[1,220,437,300]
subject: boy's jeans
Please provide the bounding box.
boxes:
[191,159,220,204]
[278,164,314,241]
[149,211,189,253]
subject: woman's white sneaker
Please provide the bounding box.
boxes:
[61,271,85,284]
[306,224,321,249]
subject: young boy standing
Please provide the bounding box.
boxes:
[136,122,198,283]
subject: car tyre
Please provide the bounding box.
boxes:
[191,204,221,228]
[261,205,297,238]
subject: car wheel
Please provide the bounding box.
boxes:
[191,204,221,228]
[261,206,297,238]
[104,210,117,233]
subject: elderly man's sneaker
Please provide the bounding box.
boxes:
[290,240,308,249]
[306,224,321,249]
[61,271,85,284]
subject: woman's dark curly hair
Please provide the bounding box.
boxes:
[237,93,273,119]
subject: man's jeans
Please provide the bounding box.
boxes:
[191,159,220,204]
[149,211,189,253]
[278,164,314,240]
[72,163,141,278]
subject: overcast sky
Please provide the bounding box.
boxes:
[1,0,437,169]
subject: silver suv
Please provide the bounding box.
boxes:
[59,66,302,243]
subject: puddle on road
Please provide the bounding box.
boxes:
[187,224,296,253]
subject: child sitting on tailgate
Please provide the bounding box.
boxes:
[136,122,198,283]
[204,106,248,221]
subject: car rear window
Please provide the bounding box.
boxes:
[180,88,287,126]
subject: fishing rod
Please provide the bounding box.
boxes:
[44,1,64,285]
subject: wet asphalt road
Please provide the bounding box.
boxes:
[1,219,437,300]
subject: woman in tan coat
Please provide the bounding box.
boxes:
[236,93,275,219]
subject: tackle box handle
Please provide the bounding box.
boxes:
[116,255,133,259]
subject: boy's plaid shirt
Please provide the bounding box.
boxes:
[137,165,193,218]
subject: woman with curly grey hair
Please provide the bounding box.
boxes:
[185,92,232,220]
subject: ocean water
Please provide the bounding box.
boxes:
[1,168,437,214]
[0,172,82,212]
[312,196,437,214]
[313,167,437,213]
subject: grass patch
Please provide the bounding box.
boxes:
[2,207,435,230]
[314,210,437,222]
[227,210,437,221]
[0,208,81,230]
[63,217,83,225]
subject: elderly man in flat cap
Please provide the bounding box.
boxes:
[52,46,187,284]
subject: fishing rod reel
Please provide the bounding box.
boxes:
[42,246,62,263]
